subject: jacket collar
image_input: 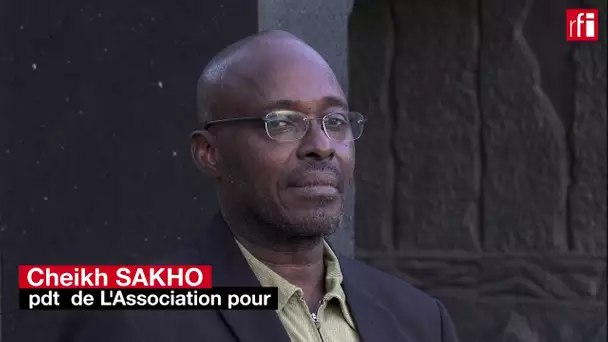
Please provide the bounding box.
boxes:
[194,212,412,342]
[194,213,290,342]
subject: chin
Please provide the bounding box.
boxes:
[282,207,342,237]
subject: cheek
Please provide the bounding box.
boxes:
[242,134,295,187]
[336,141,355,175]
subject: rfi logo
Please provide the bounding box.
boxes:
[566,9,599,41]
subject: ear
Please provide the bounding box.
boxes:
[190,130,220,178]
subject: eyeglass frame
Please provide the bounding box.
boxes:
[202,110,367,142]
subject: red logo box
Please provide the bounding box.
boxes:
[567,9,599,41]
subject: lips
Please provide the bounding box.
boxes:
[288,172,340,190]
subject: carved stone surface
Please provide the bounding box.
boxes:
[360,254,606,301]
[440,297,607,342]
[351,0,607,340]
[479,0,570,252]
[391,0,481,251]
[570,0,607,254]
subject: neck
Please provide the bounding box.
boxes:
[236,233,325,266]
[220,206,326,265]
[223,212,327,304]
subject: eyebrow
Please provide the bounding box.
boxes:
[264,96,348,111]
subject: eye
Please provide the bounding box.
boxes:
[324,113,349,129]
[268,120,291,128]
[266,111,302,131]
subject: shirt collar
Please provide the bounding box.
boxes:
[235,239,355,328]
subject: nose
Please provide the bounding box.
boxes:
[296,119,335,160]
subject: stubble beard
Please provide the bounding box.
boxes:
[222,175,343,244]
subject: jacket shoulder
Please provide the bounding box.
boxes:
[339,256,441,313]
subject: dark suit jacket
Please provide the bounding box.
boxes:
[57,213,459,342]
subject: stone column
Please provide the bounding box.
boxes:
[258,0,355,256]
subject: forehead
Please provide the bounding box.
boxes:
[234,47,346,110]
[264,60,342,101]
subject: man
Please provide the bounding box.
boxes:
[57,30,458,342]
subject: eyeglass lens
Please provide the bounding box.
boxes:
[264,111,365,142]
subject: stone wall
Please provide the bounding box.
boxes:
[350,0,607,340]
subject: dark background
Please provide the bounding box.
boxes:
[2,0,607,341]
[1,0,257,340]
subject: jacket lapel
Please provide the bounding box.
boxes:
[338,256,415,342]
[195,213,290,342]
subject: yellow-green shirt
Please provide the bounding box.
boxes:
[235,239,360,342]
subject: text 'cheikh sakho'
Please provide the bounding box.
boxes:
[18,265,277,310]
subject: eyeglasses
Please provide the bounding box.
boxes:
[204,110,367,142]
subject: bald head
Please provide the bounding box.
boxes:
[196,30,341,123]
[191,30,356,243]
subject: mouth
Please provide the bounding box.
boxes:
[289,173,340,189]
[287,172,341,197]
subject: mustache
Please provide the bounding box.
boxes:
[286,162,344,190]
